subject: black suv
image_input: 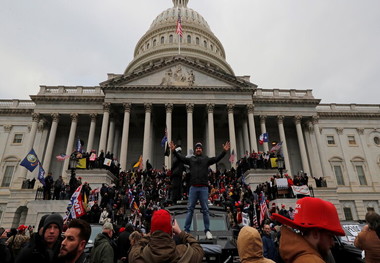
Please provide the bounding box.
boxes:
[167,205,238,263]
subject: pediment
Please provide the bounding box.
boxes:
[121,64,232,87]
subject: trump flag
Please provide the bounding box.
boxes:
[68,185,86,219]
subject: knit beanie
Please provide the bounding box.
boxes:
[43,213,63,234]
[150,209,172,235]
[38,214,50,232]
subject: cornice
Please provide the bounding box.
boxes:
[254,98,321,105]
[29,96,105,103]
[103,85,254,93]
[318,112,380,119]
[0,109,34,115]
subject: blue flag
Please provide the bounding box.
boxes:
[20,148,39,172]
[38,162,46,186]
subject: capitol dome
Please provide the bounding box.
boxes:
[124,0,234,75]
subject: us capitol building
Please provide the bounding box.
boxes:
[1,0,379,227]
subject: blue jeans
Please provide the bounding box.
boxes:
[184,186,210,233]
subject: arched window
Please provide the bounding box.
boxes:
[210,44,213,51]
[204,40,207,48]
[153,39,157,47]
[146,43,150,49]
[187,35,191,44]
[161,36,165,44]
[169,35,173,43]
[196,37,200,45]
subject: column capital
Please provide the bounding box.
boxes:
[70,113,79,122]
[260,115,267,123]
[207,103,215,113]
[294,115,303,124]
[336,127,344,135]
[186,103,194,113]
[312,115,319,125]
[247,104,255,114]
[123,103,132,113]
[165,103,173,113]
[31,113,40,122]
[90,113,98,121]
[144,103,153,113]
[4,124,12,133]
[357,128,364,135]
[103,102,111,112]
[277,115,285,124]
[51,113,60,122]
[227,104,235,114]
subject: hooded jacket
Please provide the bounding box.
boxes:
[89,233,114,263]
[279,226,325,263]
[172,149,226,186]
[237,226,275,263]
[128,230,204,263]
[354,228,380,263]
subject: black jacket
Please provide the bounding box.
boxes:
[172,150,226,186]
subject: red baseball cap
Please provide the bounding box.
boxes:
[271,197,345,236]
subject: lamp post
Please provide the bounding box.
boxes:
[277,155,285,177]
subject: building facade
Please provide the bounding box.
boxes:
[1,0,380,227]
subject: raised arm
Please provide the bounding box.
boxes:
[169,141,190,165]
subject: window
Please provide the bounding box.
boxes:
[1,166,15,187]
[343,207,353,220]
[374,136,380,145]
[348,135,356,145]
[327,136,335,145]
[13,134,23,144]
[334,165,345,185]
[187,35,191,44]
[169,35,173,43]
[153,39,157,47]
[204,40,207,48]
[196,37,200,45]
[161,36,165,44]
[210,44,213,51]
[356,165,367,185]
[146,43,150,49]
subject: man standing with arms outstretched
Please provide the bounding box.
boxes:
[169,141,230,239]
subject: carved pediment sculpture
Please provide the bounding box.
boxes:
[160,65,195,86]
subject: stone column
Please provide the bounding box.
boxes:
[312,116,331,180]
[43,113,59,173]
[186,103,194,155]
[227,104,237,168]
[242,118,250,155]
[62,113,78,178]
[106,117,115,154]
[294,115,311,176]
[98,103,111,154]
[19,113,40,179]
[120,103,131,172]
[207,104,216,170]
[277,115,292,175]
[260,115,269,152]
[247,104,258,152]
[165,103,173,168]
[86,113,97,153]
[142,103,152,168]
[357,128,377,185]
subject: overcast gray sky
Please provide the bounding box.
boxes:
[1,0,379,104]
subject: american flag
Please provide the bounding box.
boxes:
[252,205,258,228]
[259,192,268,225]
[176,14,183,37]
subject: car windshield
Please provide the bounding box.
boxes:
[88,225,102,244]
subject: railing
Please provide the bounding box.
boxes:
[0,99,35,108]
[317,103,380,112]
[255,88,315,99]
[38,86,104,95]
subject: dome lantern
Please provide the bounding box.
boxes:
[173,0,188,7]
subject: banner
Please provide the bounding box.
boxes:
[68,185,86,219]
[291,185,311,196]
[275,178,288,190]
[20,148,39,172]
[89,153,97,161]
[103,158,112,166]
[76,158,87,169]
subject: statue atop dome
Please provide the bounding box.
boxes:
[173,0,188,7]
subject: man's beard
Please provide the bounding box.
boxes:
[59,246,79,261]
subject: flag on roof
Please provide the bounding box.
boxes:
[176,13,183,37]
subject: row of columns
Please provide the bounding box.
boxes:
[19,104,320,181]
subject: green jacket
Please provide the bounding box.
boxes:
[89,233,114,263]
[129,231,204,263]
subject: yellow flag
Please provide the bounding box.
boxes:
[270,158,278,168]
[133,155,142,168]
[76,158,87,169]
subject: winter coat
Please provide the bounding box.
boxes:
[354,228,380,263]
[89,233,114,263]
[279,226,325,263]
[237,226,275,263]
[128,230,204,263]
[262,233,278,261]
[172,150,226,186]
